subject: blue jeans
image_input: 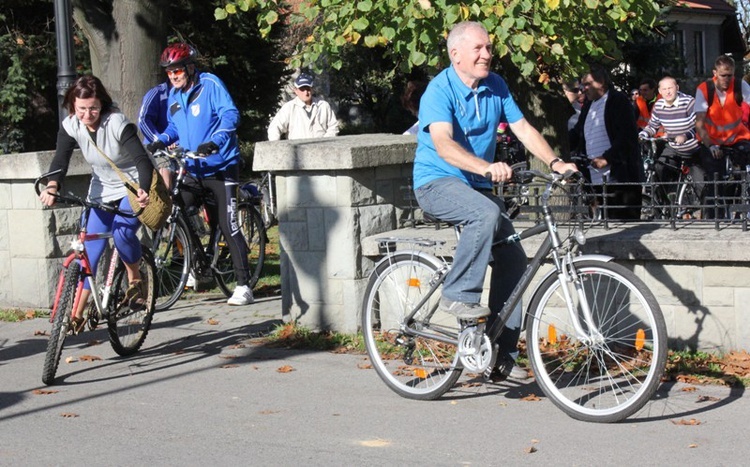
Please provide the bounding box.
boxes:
[415,177,527,360]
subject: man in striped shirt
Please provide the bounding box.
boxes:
[638,76,710,195]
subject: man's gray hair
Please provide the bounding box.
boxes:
[446,21,488,56]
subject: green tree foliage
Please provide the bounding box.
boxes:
[217,0,662,83]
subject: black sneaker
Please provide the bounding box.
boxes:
[483,358,528,383]
[439,298,490,319]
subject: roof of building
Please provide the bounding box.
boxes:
[673,0,736,15]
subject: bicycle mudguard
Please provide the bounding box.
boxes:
[372,247,446,271]
[521,254,613,330]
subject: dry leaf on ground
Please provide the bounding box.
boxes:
[277,365,295,373]
[521,394,541,402]
[79,355,101,362]
[34,330,49,336]
[696,395,720,402]
[220,364,239,369]
[525,446,538,454]
[681,386,698,392]
[60,413,79,418]
[357,362,372,369]
[218,355,237,359]
[65,356,77,364]
[32,389,58,395]
[206,318,220,325]
[671,418,701,425]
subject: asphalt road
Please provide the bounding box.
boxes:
[1,294,749,466]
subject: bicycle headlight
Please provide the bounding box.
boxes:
[573,227,586,246]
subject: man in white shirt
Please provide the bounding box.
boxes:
[267,73,339,140]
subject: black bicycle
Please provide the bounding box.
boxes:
[149,148,266,311]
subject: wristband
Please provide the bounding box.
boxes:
[549,157,562,170]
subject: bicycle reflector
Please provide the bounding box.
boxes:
[635,328,646,351]
[548,323,557,345]
[407,278,421,287]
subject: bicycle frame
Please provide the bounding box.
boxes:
[50,226,119,323]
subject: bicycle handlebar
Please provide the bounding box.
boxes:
[34,170,144,218]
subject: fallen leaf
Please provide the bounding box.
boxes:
[525,446,538,454]
[34,330,49,336]
[688,443,698,448]
[173,350,186,355]
[219,355,237,359]
[79,355,102,362]
[85,339,103,347]
[32,389,59,395]
[460,381,482,388]
[531,439,540,444]
[681,386,698,392]
[220,364,239,369]
[696,395,720,402]
[359,438,391,447]
[228,344,246,349]
[450,400,458,405]
[60,413,79,418]
[357,362,372,369]
[25,311,36,320]
[277,365,295,373]
[65,356,77,364]
[259,409,280,415]
[206,318,220,325]
[671,418,701,425]
[521,394,541,402]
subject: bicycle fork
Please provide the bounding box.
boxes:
[555,254,605,345]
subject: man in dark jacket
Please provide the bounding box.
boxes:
[570,65,643,220]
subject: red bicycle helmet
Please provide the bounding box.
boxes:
[160,43,197,68]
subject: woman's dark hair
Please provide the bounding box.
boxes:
[401,79,428,117]
[62,74,114,115]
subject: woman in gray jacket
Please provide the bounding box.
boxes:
[39,75,153,332]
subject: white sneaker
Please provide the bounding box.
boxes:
[227,285,254,306]
[185,272,196,289]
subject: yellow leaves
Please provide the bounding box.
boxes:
[417,0,431,9]
[460,4,470,20]
[538,72,550,85]
[545,0,560,9]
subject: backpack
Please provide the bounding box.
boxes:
[705,75,743,107]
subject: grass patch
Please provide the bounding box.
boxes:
[263,322,750,387]
[0,309,47,322]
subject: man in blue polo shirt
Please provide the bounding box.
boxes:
[413,21,576,380]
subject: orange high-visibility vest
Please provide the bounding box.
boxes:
[636,94,664,135]
[697,77,750,145]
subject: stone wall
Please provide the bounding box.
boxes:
[0,150,90,308]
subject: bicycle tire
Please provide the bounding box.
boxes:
[151,217,191,311]
[362,252,462,400]
[525,260,667,423]
[107,248,156,356]
[42,262,80,385]
[214,202,266,296]
[676,178,702,220]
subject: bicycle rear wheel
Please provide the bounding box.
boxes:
[362,252,462,400]
[526,260,667,423]
[214,202,266,296]
[42,262,80,385]
[151,217,191,311]
[107,249,156,356]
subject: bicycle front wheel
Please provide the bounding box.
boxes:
[107,249,156,356]
[214,203,266,296]
[151,217,191,311]
[42,262,80,385]
[526,260,667,423]
[362,252,462,400]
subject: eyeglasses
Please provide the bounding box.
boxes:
[75,106,101,114]
[166,68,186,77]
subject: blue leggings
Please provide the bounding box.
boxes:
[83,197,142,290]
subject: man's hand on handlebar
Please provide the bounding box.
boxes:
[196,141,219,156]
[552,161,578,174]
[39,182,58,207]
[484,161,514,183]
[147,140,167,154]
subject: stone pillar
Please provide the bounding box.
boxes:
[254,134,416,333]
[0,150,90,308]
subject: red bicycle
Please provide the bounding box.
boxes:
[35,171,156,385]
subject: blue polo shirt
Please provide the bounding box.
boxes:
[413,66,523,189]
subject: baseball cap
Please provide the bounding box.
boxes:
[294,73,314,88]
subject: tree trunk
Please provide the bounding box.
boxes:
[72,0,167,125]
[498,56,573,169]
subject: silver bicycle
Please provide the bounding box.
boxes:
[361,169,667,423]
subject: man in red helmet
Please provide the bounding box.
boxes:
[147,42,254,306]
